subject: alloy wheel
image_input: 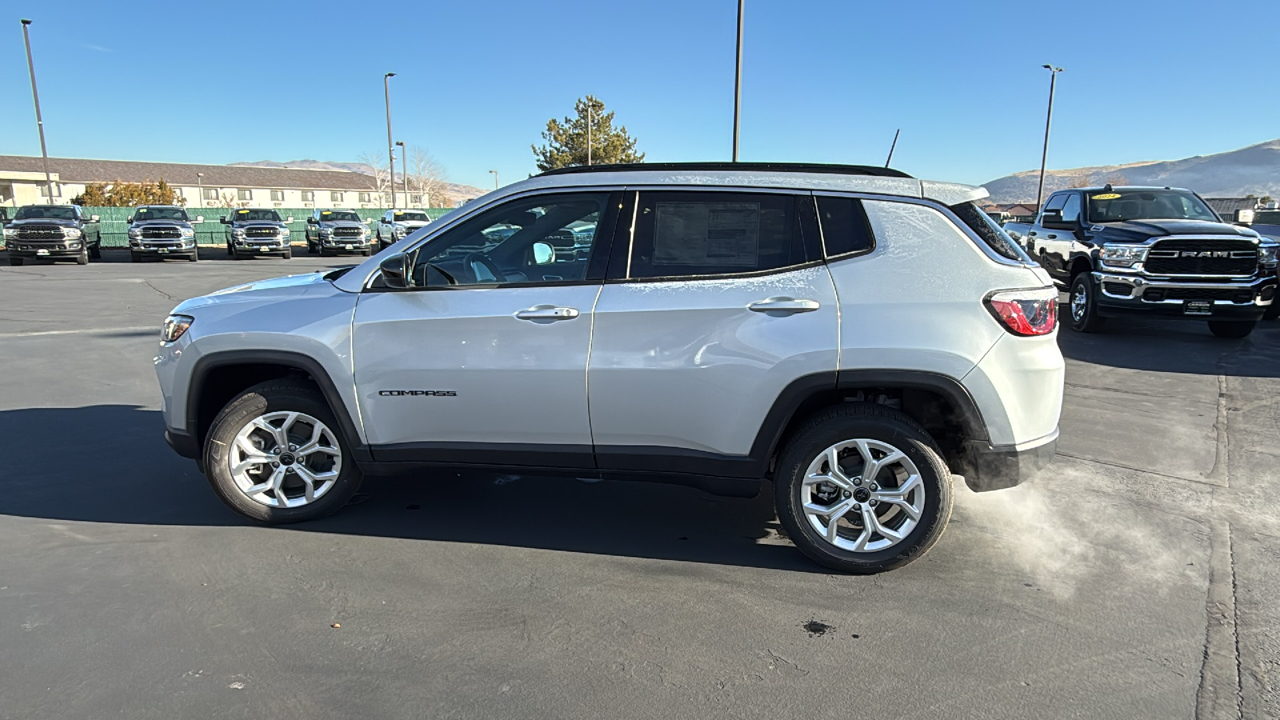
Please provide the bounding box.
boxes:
[227,411,342,508]
[801,439,925,552]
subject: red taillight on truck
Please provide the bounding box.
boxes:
[985,287,1058,336]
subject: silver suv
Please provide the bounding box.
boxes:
[155,163,1064,573]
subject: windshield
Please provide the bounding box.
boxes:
[15,206,77,221]
[1253,211,1280,225]
[133,207,188,222]
[393,211,430,222]
[233,209,282,222]
[320,211,361,223]
[1086,190,1218,223]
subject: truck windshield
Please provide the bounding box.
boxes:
[393,211,429,222]
[1253,211,1280,225]
[134,207,189,222]
[15,206,77,220]
[1086,190,1218,223]
[234,210,282,222]
[320,211,360,222]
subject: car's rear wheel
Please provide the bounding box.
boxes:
[89,243,101,260]
[1208,320,1256,339]
[774,403,953,574]
[1068,273,1105,333]
[204,380,362,523]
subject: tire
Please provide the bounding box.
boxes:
[131,252,141,263]
[1068,273,1105,333]
[203,379,362,524]
[89,243,101,260]
[1208,320,1256,339]
[226,242,233,257]
[362,249,372,257]
[1264,301,1280,321]
[308,238,318,255]
[773,403,953,574]
[8,257,23,266]
[188,251,199,262]
[76,246,89,265]
[283,249,292,260]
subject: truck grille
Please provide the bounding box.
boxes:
[245,227,277,238]
[1145,239,1257,276]
[17,225,65,240]
[141,227,182,239]
[332,227,362,238]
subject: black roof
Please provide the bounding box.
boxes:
[538,162,913,179]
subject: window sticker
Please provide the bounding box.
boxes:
[1090,193,1122,201]
[237,209,250,214]
[653,202,760,267]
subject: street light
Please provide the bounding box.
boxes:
[384,72,397,209]
[1036,65,1064,213]
[20,19,54,201]
[489,170,499,190]
[732,0,744,162]
[196,172,204,207]
[395,141,408,205]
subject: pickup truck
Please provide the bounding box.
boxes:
[306,209,372,257]
[222,208,293,260]
[1020,186,1278,338]
[375,209,432,251]
[2,204,101,266]
[127,205,201,262]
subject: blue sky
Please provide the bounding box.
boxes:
[1,0,1275,192]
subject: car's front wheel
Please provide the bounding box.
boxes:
[774,403,953,574]
[203,380,362,523]
[1208,320,1256,339]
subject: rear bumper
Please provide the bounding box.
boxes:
[958,430,1057,492]
[1094,271,1275,321]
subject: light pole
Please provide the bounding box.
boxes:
[196,172,204,207]
[396,141,408,205]
[489,170,498,190]
[1036,65,1064,213]
[586,103,592,166]
[384,72,397,209]
[732,0,744,162]
[20,19,54,201]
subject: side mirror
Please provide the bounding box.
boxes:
[379,253,411,289]
[194,216,204,224]
[306,217,317,224]
[532,241,555,265]
[125,216,134,224]
[220,216,229,224]
[89,215,100,223]
[286,217,294,223]
[1235,209,1255,225]
[366,218,373,224]
[1041,209,1075,229]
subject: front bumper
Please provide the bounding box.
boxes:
[7,240,84,258]
[1094,271,1276,321]
[959,431,1058,492]
[233,240,290,254]
[133,241,196,255]
[321,236,371,252]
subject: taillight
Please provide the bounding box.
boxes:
[985,287,1058,336]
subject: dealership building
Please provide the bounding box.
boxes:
[0,155,432,210]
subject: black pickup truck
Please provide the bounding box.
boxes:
[1020,186,1278,338]
[2,204,101,266]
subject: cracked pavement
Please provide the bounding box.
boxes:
[0,251,1276,719]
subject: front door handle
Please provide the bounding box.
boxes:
[748,297,820,315]
[514,305,580,322]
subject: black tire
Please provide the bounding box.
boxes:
[188,251,199,262]
[1208,320,1256,339]
[203,379,362,524]
[89,243,101,260]
[76,246,89,265]
[773,403,953,574]
[8,256,23,266]
[283,249,292,259]
[308,239,318,255]
[232,252,242,260]
[131,252,141,263]
[362,249,372,257]
[1264,301,1280,321]
[226,242,233,257]
[1068,273,1105,333]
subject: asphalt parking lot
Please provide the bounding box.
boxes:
[1,249,1277,719]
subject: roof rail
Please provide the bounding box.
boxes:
[537,162,913,179]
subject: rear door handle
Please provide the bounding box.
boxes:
[514,305,580,322]
[748,297,820,314]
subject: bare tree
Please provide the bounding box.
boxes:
[407,146,450,208]
[356,151,392,207]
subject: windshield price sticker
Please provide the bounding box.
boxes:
[1090,193,1122,200]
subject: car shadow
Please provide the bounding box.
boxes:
[1055,307,1280,378]
[0,405,816,573]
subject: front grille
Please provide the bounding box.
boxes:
[332,227,362,238]
[142,227,182,239]
[245,227,277,238]
[544,230,576,249]
[17,225,65,240]
[1145,239,1257,276]
[1144,287,1255,303]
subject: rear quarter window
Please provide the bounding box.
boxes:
[948,202,1031,262]
[816,196,875,258]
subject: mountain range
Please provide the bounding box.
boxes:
[231,160,488,205]
[982,139,1280,204]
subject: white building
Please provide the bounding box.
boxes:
[0,155,434,209]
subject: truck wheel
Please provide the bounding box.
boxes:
[283,249,292,260]
[308,240,318,255]
[773,403,953,574]
[76,246,89,265]
[89,244,101,260]
[8,257,23,266]
[226,242,233,256]
[131,252,141,263]
[188,251,199,262]
[203,379,362,524]
[1264,301,1280,321]
[1208,320,1256,339]
[1068,273,1105,333]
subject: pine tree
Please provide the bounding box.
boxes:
[532,95,644,171]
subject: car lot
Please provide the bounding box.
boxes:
[1,249,1277,719]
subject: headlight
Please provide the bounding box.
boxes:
[1100,244,1148,268]
[232,229,245,238]
[64,228,82,239]
[281,228,290,237]
[4,227,18,239]
[161,314,194,343]
[180,228,194,238]
[320,227,332,235]
[1259,245,1278,267]
[128,228,142,239]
